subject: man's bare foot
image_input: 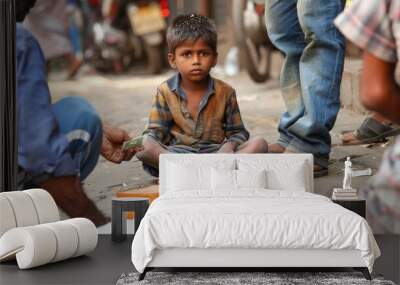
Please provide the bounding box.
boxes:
[268,143,285,153]
[39,176,109,227]
[59,193,109,226]
[81,200,110,226]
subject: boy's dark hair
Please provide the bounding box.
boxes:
[166,14,217,54]
[16,0,37,22]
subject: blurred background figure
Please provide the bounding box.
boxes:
[67,0,85,62]
[23,0,171,76]
[335,0,400,234]
[16,0,140,226]
[24,0,83,79]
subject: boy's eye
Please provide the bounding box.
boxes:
[182,52,191,57]
[200,51,210,57]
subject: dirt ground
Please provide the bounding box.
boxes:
[48,64,388,221]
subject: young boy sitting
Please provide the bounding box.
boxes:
[136,14,268,175]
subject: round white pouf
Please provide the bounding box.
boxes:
[0,196,17,237]
[24,189,59,223]
[0,192,39,227]
[0,218,98,269]
[42,221,79,262]
[65,218,98,257]
[0,226,57,269]
[0,189,98,269]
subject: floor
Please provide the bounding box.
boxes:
[4,57,398,284]
[48,69,388,222]
[3,68,399,284]
[0,235,133,285]
[1,235,398,285]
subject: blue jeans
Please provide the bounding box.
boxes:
[52,96,102,181]
[265,0,345,168]
[19,96,102,188]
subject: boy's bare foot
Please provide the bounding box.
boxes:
[268,143,285,153]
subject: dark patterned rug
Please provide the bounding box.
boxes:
[116,272,396,285]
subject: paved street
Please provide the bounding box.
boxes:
[48,65,388,219]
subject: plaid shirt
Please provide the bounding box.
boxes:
[143,74,249,152]
[334,0,400,63]
[335,0,400,233]
[362,137,400,234]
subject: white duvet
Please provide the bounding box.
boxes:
[131,190,380,273]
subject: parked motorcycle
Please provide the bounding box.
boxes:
[232,0,276,83]
[87,0,168,74]
[127,0,169,74]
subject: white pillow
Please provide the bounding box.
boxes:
[267,161,306,191]
[167,160,236,192]
[238,159,307,191]
[236,169,267,189]
[168,163,210,191]
[211,169,267,191]
[211,168,236,190]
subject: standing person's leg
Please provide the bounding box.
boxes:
[284,0,345,169]
[43,96,108,225]
[265,0,307,153]
[52,96,103,181]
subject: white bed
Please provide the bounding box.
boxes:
[131,154,380,280]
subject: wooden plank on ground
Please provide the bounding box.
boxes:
[116,184,159,202]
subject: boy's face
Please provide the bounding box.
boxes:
[168,39,218,83]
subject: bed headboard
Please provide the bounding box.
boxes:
[159,153,314,195]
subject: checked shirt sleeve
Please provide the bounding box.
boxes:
[224,91,250,145]
[361,137,400,233]
[143,89,173,144]
[334,0,397,63]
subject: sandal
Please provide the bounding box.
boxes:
[340,117,400,146]
[314,164,328,178]
[283,147,329,177]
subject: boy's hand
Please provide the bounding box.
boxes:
[217,142,237,153]
[101,125,142,163]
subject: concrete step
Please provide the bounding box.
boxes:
[340,58,367,115]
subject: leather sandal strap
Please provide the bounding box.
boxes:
[354,117,394,140]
